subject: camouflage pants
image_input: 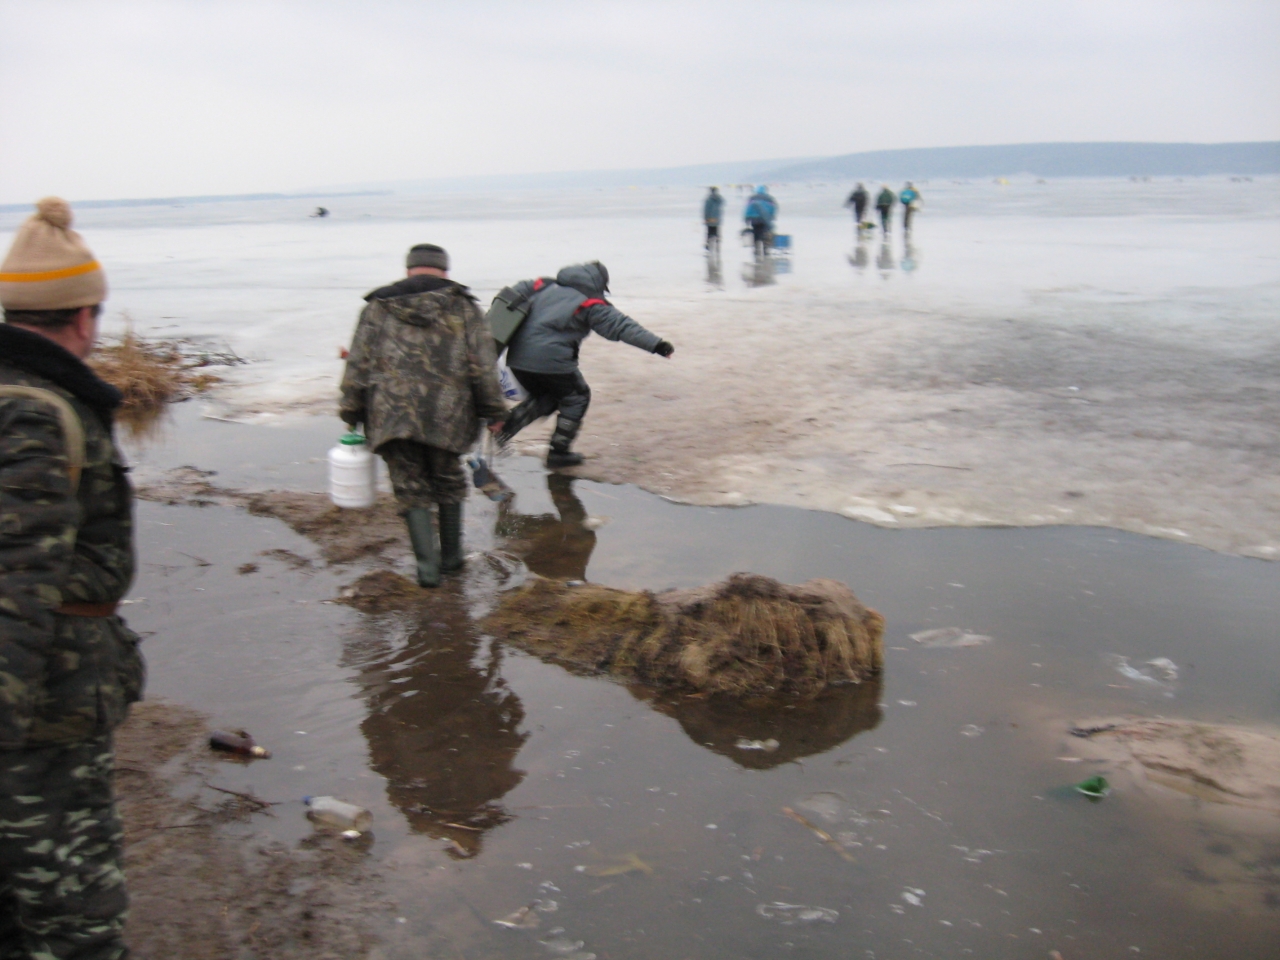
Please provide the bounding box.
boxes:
[0,735,127,960]
[379,440,467,508]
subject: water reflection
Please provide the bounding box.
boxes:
[704,246,723,289]
[348,605,528,858]
[848,239,869,271]
[114,401,174,445]
[901,241,919,274]
[495,473,597,580]
[876,241,896,275]
[741,255,776,288]
[632,679,882,771]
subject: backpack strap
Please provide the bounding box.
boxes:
[0,385,87,494]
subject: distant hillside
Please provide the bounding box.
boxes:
[325,157,822,194]
[754,142,1280,182]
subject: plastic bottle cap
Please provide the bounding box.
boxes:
[339,433,366,445]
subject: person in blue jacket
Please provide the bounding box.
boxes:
[702,187,725,250]
[900,182,921,235]
[743,185,778,256]
[496,262,674,468]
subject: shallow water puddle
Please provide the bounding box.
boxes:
[125,412,1280,959]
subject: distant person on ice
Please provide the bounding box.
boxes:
[845,182,869,231]
[899,182,921,235]
[743,185,779,256]
[340,243,507,588]
[702,187,725,250]
[875,185,897,235]
[496,262,674,468]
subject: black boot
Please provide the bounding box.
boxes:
[546,416,584,468]
[438,501,464,573]
[496,395,541,447]
[404,508,440,588]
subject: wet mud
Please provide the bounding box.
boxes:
[117,700,391,959]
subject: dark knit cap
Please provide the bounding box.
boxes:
[406,244,449,271]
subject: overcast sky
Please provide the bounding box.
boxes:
[1,0,1277,203]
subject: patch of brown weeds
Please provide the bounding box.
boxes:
[335,569,429,612]
[484,572,885,697]
[89,323,247,431]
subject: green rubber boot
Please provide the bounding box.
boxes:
[438,501,465,573]
[404,507,440,588]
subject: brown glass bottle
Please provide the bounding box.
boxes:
[209,729,271,758]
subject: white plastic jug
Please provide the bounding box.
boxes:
[328,432,376,508]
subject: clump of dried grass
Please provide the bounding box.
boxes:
[89,320,245,414]
[483,573,884,697]
[90,329,189,409]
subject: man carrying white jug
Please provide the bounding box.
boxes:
[339,243,507,588]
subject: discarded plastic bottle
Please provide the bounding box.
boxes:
[304,795,373,832]
[1074,775,1111,799]
[209,730,271,758]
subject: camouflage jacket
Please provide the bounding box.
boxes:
[339,276,508,454]
[0,324,145,749]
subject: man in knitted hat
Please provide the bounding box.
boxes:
[1,198,143,959]
[340,244,508,588]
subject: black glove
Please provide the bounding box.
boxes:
[653,340,674,358]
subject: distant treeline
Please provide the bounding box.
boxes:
[752,142,1280,182]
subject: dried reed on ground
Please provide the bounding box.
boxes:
[89,321,244,412]
[483,572,885,697]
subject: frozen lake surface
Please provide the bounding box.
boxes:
[5,176,1279,558]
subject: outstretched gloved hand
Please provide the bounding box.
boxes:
[654,340,675,358]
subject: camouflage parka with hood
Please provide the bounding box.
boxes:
[339,275,508,454]
[0,324,145,749]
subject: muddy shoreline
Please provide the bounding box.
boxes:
[114,448,1280,958]
[117,700,392,959]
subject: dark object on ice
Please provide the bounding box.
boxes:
[311,206,329,218]
[1074,774,1110,799]
[483,573,885,697]
[209,729,271,758]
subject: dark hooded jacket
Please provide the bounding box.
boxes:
[339,275,508,454]
[0,324,145,748]
[504,263,662,375]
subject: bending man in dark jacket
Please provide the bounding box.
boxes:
[340,244,508,587]
[497,262,673,468]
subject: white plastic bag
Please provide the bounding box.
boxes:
[497,358,527,403]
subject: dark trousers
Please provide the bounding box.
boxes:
[0,735,128,960]
[853,201,867,222]
[508,369,591,430]
[877,205,891,233]
[379,439,467,509]
[748,219,771,254]
[705,223,719,244]
[903,205,916,234]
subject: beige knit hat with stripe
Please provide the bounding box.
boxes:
[0,197,107,310]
